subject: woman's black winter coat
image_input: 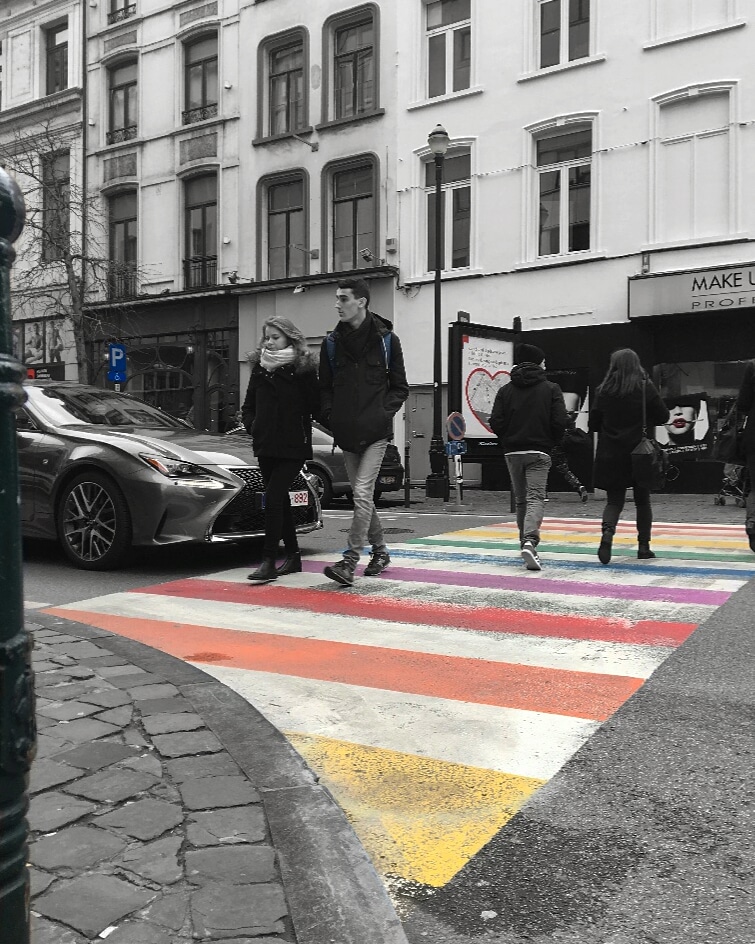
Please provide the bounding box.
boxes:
[736,360,755,457]
[589,382,669,490]
[241,360,320,460]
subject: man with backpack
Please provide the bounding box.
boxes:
[319,278,409,586]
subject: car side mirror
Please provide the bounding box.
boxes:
[14,410,35,431]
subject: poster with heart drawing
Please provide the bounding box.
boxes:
[461,334,514,436]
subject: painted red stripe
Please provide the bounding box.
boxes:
[132,579,695,647]
[44,608,643,721]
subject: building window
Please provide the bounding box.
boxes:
[329,160,377,271]
[538,0,590,69]
[183,35,218,125]
[425,149,471,271]
[45,21,68,95]
[108,61,138,144]
[656,91,730,242]
[269,41,304,135]
[41,151,70,262]
[332,14,375,120]
[655,0,731,39]
[109,191,137,299]
[535,128,591,256]
[426,0,471,99]
[184,174,217,289]
[264,176,306,280]
[108,0,137,25]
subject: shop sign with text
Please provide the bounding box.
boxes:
[629,263,755,318]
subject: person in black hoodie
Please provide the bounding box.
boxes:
[490,344,568,571]
[242,316,320,583]
[319,278,409,586]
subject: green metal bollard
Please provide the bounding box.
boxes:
[0,166,36,942]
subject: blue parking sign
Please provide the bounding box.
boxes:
[108,343,127,383]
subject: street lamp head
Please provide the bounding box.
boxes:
[428,124,450,156]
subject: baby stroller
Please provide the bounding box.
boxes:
[713,463,750,507]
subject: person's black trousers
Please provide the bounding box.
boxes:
[257,456,303,558]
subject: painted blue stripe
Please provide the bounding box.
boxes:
[385,547,755,580]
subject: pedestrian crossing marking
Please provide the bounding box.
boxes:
[286,733,545,888]
[42,515,752,894]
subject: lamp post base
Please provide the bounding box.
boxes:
[425,472,450,500]
[426,435,450,500]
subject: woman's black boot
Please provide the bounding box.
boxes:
[598,528,613,565]
[247,557,278,583]
[276,551,302,576]
[637,543,656,560]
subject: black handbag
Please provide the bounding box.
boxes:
[631,380,669,490]
[711,403,748,465]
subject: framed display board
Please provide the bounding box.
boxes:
[448,321,517,459]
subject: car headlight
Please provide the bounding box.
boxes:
[139,453,229,488]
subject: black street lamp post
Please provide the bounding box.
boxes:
[0,166,35,942]
[425,123,450,500]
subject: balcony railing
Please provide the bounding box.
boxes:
[182,103,219,125]
[109,268,138,301]
[106,125,137,145]
[107,4,136,25]
[184,255,218,289]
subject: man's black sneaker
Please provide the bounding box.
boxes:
[364,551,391,576]
[324,559,355,586]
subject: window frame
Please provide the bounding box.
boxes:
[256,28,309,142]
[321,4,382,128]
[107,59,138,144]
[41,150,70,263]
[183,33,219,125]
[422,146,473,274]
[650,84,738,245]
[424,0,472,100]
[108,0,137,25]
[523,115,597,262]
[322,155,379,273]
[534,0,592,71]
[649,0,738,44]
[108,189,138,299]
[257,171,309,281]
[45,20,69,96]
[183,171,219,289]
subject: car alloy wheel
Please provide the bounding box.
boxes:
[57,471,133,570]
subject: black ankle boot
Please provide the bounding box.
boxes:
[637,544,656,560]
[276,551,302,576]
[247,557,278,582]
[598,528,613,565]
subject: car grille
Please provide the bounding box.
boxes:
[212,467,318,537]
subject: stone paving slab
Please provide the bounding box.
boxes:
[27,613,412,944]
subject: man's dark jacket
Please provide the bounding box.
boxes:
[489,363,568,453]
[319,312,409,453]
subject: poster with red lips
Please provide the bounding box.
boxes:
[654,392,711,458]
[461,334,514,436]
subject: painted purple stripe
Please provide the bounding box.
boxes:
[302,560,731,605]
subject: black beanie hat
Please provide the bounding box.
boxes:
[514,343,546,366]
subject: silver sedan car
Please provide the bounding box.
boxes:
[17,382,322,570]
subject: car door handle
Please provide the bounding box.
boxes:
[412,431,425,438]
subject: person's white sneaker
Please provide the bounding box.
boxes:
[520,541,542,571]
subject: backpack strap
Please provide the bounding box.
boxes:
[326,332,392,374]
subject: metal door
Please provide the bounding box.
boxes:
[405,386,447,485]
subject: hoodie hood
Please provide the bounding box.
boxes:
[511,362,547,388]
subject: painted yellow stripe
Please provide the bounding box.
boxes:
[287,732,544,888]
[437,528,750,549]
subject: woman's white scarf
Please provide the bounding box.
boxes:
[260,346,296,371]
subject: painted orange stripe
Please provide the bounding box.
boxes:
[46,608,643,721]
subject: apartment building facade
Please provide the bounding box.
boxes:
[5,0,754,487]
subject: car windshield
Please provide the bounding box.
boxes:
[27,385,187,429]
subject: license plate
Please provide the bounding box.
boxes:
[289,490,309,505]
[378,476,397,486]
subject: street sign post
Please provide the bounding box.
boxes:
[107,343,127,385]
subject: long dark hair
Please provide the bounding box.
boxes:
[248,316,316,373]
[597,348,647,398]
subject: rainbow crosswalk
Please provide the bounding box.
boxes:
[44,516,754,894]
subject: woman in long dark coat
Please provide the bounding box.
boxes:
[241,316,320,583]
[589,349,669,564]
[736,359,755,553]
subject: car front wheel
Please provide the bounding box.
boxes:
[307,465,334,508]
[57,471,133,570]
